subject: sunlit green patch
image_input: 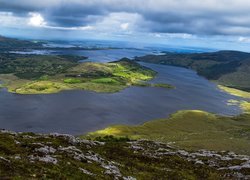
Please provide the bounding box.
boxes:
[218,85,250,99]
[91,77,120,84]
[240,101,250,113]
[227,99,250,114]
[64,78,82,84]
[15,81,71,94]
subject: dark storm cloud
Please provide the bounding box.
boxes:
[1,0,250,36]
[0,0,109,26]
[42,1,108,27]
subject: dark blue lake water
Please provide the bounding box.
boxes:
[0,48,242,135]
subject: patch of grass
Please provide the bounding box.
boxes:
[63,78,82,84]
[91,77,120,84]
[240,101,250,113]
[85,110,250,155]
[67,62,113,78]
[15,81,71,94]
[75,82,126,93]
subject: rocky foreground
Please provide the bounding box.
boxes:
[0,130,250,179]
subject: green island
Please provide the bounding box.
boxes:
[0,53,173,94]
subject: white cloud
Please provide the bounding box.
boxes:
[120,23,129,30]
[0,11,27,27]
[28,13,46,27]
[238,36,250,43]
[154,33,162,38]
[27,12,94,31]
[44,25,94,31]
[91,12,141,33]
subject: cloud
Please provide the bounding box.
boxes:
[120,23,129,30]
[1,0,250,37]
[28,13,46,27]
[44,25,94,31]
[238,36,250,43]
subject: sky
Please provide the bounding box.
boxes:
[1,0,250,51]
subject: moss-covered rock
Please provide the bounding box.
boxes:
[0,130,250,179]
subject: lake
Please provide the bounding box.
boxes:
[0,52,242,135]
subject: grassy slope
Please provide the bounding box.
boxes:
[135,50,250,91]
[85,110,250,155]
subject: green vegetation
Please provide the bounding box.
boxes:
[0,55,174,94]
[240,101,250,113]
[86,110,250,155]
[64,78,82,84]
[218,85,250,99]
[91,77,120,84]
[136,50,250,92]
[0,54,82,79]
[15,81,71,94]
[0,35,113,51]
[1,130,249,179]
[218,85,250,114]
[0,35,43,51]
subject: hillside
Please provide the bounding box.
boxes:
[1,130,250,179]
[0,35,43,51]
[86,110,250,155]
[135,51,250,91]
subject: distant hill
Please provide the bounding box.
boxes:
[0,35,42,50]
[135,50,250,91]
